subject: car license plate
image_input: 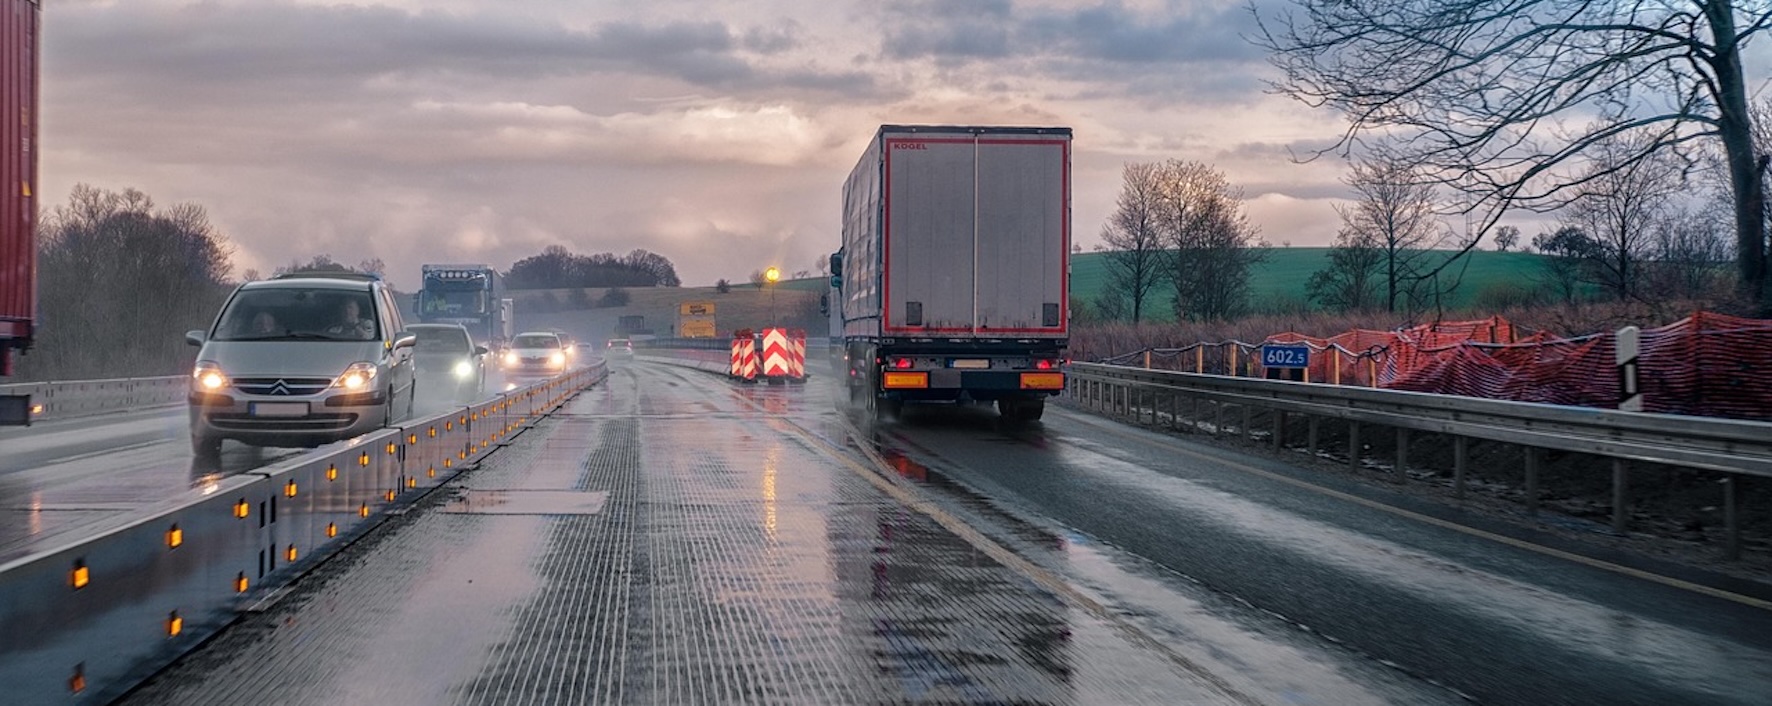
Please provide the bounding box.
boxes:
[951,359,990,369]
[250,402,309,417]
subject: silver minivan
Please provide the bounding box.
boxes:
[186,273,417,458]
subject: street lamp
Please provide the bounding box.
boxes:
[763,266,781,324]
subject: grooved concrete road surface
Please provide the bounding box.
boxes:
[117,360,1772,705]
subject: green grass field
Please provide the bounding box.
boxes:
[1071,248,1553,321]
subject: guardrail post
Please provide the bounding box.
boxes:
[1612,459,1630,533]
[1724,476,1741,561]
[1525,448,1540,516]
[1242,404,1254,442]
[1189,396,1199,433]
[1454,436,1469,499]
[1396,428,1409,481]
[1307,416,1319,456]
[1348,422,1361,470]
[1272,410,1285,450]
[1213,400,1224,438]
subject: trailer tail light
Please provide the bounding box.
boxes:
[892,358,913,370]
[1035,359,1055,371]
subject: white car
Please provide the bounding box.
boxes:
[499,331,570,378]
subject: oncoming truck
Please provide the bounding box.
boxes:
[417,264,506,348]
[831,125,1070,421]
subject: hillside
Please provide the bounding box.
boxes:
[506,282,827,344]
[1071,248,1552,320]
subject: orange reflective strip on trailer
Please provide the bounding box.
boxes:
[882,372,928,389]
[1020,372,1065,390]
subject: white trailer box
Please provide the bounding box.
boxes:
[835,125,1070,421]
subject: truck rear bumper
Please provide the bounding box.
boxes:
[880,369,1063,401]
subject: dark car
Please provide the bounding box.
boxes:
[409,323,487,404]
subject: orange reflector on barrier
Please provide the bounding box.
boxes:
[385,490,396,502]
[234,500,249,519]
[70,667,85,694]
[167,611,183,637]
[883,372,929,389]
[387,442,397,455]
[71,562,89,590]
[358,453,370,467]
[427,467,436,478]
[359,504,370,518]
[167,525,183,549]
[235,573,248,593]
[409,433,418,445]
[285,481,298,498]
[327,466,338,481]
[406,477,417,489]
[445,458,454,468]
[428,427,437,438]
[1020,372,1066,390]
[286,545,298,562]
[327,523,338,538]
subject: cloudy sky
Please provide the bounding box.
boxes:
[40,0,1353,289]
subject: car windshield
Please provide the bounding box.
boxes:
[513,334,560,349]
[413,327,470,352]
[212,288,379,342]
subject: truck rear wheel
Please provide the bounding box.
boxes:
[999,398,1045,422]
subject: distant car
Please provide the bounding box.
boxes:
[186,272,417,458]
[554,332,578,358]
[409,323,486,403]
[500,331,569,378]
[605,338,634,361]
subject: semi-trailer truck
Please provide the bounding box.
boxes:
[1,0,40,423]
[831,125,1070,421]
[417,264,505,347]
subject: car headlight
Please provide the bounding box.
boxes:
[502,351,518,366]
[192,361,229,391]
[549,351,566,367]
[334,362,378,391]
[453,360,474,379]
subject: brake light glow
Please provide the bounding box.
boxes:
[893,358,913,370]
[1035,359,1054,370]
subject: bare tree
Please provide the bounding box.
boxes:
[1493,226,1521,253]
[1532,226,1601,304]
[1556,137,1684,301]
[1152,160,1264,321]
[1306,228,1384,312]
[24,185,234,380]
[1648,208,1734,298]
[1095,162,1168,323]
[1337,159,1448,313]
[1257,0,1772,308]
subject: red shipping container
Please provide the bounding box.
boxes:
[1,0,39,372]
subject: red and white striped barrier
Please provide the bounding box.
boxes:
[729,330,757,381]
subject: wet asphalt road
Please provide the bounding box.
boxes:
[0,370,523,563]
[860,387,1772,705]
[111,358,1772,705]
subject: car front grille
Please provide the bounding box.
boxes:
[209,413,357,431]
[233,377,334,396]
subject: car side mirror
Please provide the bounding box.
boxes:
[185,330,207,346]
[474,345,488,356]
[393,332,417,350]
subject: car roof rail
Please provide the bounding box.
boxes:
[272,270,383,282]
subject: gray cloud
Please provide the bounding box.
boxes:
[49,4,868,100]
[877,1,1265,102]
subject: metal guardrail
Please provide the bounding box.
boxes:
[1066,362,1769,558]
[0,376,188,423]
[0,362,608,704]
